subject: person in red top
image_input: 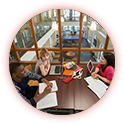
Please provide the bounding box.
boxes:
[91,52,115,85]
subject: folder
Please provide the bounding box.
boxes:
[63,69,75,76]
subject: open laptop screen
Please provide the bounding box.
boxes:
[87,60,94,73]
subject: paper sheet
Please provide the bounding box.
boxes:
[84,76,108,99]
[88,85,106,99]
[39,80,58,93]
[36,92,58,109]
[36,80,58,109]
[84,76,108,90]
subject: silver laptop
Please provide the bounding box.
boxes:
[49,65,62,75]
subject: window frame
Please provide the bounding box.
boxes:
[10,9,114,65]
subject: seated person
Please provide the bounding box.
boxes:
[56,43,59,48]
[82,31,84,37]
[74,29,77,32]
[70,29,73,34]
[70,29,73,32]
[35,48,50,76]
[91,52,115,85]
[9,62,53,106]
[56,34,59,41]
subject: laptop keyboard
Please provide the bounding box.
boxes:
[55,66,62,73]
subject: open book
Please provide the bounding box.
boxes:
[36,80,58,110]
[84,76,108,99]
[39,80,58,93]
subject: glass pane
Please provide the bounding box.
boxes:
[63,51,78,62]
[35,22,51,41]
[18,51,37,61]
[61,9,80,48]
[54,9,57,17]
[41,12,46,21]
[49,10,52,18]
[108,39,114,49]
[80,51,115,62]
[14,21,34,48]
[32,9,59,48]
[80,51,104,62]
[9,51,17,61]
[62,38,79,48]
[81,15,106,48]
[49,51,61,62]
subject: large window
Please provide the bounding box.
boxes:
[14,21,34,49]
[9,9,114,65]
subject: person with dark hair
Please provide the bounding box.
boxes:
[9,62,52,106]
[91,52,115,85]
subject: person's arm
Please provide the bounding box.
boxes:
[91,67,100,77]
[26,69,43,82]
[94,74,111,84]
[26,69,52,86]
[47,60,51,70]
[13,77,52,106]
[41,78,53,88]
[14,84,36,106]
[39,60,51,76]
[14,82,51,105]
[33,85,51,103]
[45,60,51,74]
[39,65,48,76]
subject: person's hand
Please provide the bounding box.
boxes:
[94,74,100,78]
[41,79,53,88]
[43,85,51,95]
[45,69,48,73]
[91,72,96,78]
[45,80,53,88]
[47,82,53,88]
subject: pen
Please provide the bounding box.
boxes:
[94,76,99,79]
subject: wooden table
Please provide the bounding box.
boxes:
[66,51,75,59]
[74,65,99,110]
[41,65,99,113]
[44,74,75,110]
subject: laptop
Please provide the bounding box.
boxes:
[49,65,62,75]
[49,57,64,75]
[87,59,94,73]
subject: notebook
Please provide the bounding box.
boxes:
[63,69,75,76]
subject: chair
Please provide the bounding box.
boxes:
[72,58,77,62]
[25,64,32,71]
[72,43,76,47]
[55,51,60,54]
[52,51,59,60]
[67,40,72,44]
